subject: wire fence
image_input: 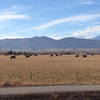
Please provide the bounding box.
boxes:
[0,71,99,86]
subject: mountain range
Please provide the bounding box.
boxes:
[92,35,100,40]
[0,36,100,49]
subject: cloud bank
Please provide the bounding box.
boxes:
[32,14,100,30]
[72,25,100,38]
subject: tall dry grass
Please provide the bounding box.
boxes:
[0,55,100,86]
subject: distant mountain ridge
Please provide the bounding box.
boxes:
[0,36,100,49]
[92,35,100,40]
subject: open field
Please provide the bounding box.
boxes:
[0,55,100,86]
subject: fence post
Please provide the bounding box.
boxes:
[30,72,33,81]
[76,71,79,83]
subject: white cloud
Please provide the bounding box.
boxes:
[0,14,29,22]
[72,25,100,38]
[92,22,100,25]
[0,5,30,22]
[32,14,100,30]
[77,0,95,5]
[0,36,25,39]
[79,1,95,5]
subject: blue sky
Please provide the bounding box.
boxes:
[0,0,100,39]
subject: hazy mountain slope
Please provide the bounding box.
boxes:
[0,36,100,49]
[92,35,100,40]
[58,37,100,48]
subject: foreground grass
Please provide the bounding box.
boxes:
[0,55,100,87]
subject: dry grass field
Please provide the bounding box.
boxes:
[0,55,100,87]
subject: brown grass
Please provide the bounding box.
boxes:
[0,55,100,86]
